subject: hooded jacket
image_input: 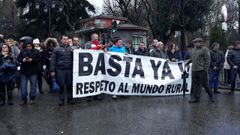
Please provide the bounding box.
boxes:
[44,38,58,69]
[17,41,41,74]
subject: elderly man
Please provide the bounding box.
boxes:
[186,38,214,103]
[150,41,168,59]
[85,33,102,50]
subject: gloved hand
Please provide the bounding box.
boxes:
[17,66,21,71]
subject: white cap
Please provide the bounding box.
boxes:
[33,38,40,44]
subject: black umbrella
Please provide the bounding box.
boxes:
[19,36,32,43]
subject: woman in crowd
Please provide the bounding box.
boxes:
[43,38,58,93]
[5,38,20,59]
[0,44,17,106]
[209,42,224,94]
[33,38,45,94]
[166,42,181,62]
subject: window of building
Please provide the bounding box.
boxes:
[95,19,104,28]
[132,36,146,49]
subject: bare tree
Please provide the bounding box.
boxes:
[103,0,145,25]
[104,0,121,16]
[104,0,213,43]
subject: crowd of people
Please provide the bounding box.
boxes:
[0,33,239,106]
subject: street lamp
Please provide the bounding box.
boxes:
[221,4,228,51]
[35,0,63,35]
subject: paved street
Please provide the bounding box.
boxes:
[1,83,240,135]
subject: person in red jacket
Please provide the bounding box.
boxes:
[85,33,102,50]
[85,33,104,101]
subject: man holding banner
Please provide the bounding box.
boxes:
[85,33,104,101]
[108,38,126,99]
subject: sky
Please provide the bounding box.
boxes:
[88,0,104,14]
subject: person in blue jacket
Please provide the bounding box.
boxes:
[0,44,17,106]
[108,38,126,99]
[108,39,126,53]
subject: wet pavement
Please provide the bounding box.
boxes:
[1,84,240,135]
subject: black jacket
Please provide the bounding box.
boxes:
[44,38,58,70]
[44,48,54,69]
[210,50,224,70]
[37,49,45,72]
[166,50,181,62]
[135,48,149,56]
[50,44,73,72]
[17,49,41,74]
[126,47,135,54]
[227,48,240,68]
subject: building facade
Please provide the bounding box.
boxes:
[75,15,149,49]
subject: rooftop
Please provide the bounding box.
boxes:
[79,15,128,23]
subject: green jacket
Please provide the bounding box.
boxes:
[189,46,210,71]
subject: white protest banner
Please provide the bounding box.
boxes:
[73,50,191,98]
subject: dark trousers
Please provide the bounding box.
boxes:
[209,69,220,91]
[37,71,43,91]
[15,71,21,90]
[224,69,231,84]
[0,81,14,103]
[230,68,240,92]
[191,70,213,101]
[43,69,53,91]
[56,69,73,102]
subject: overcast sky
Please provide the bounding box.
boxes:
[88,0,104,14]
